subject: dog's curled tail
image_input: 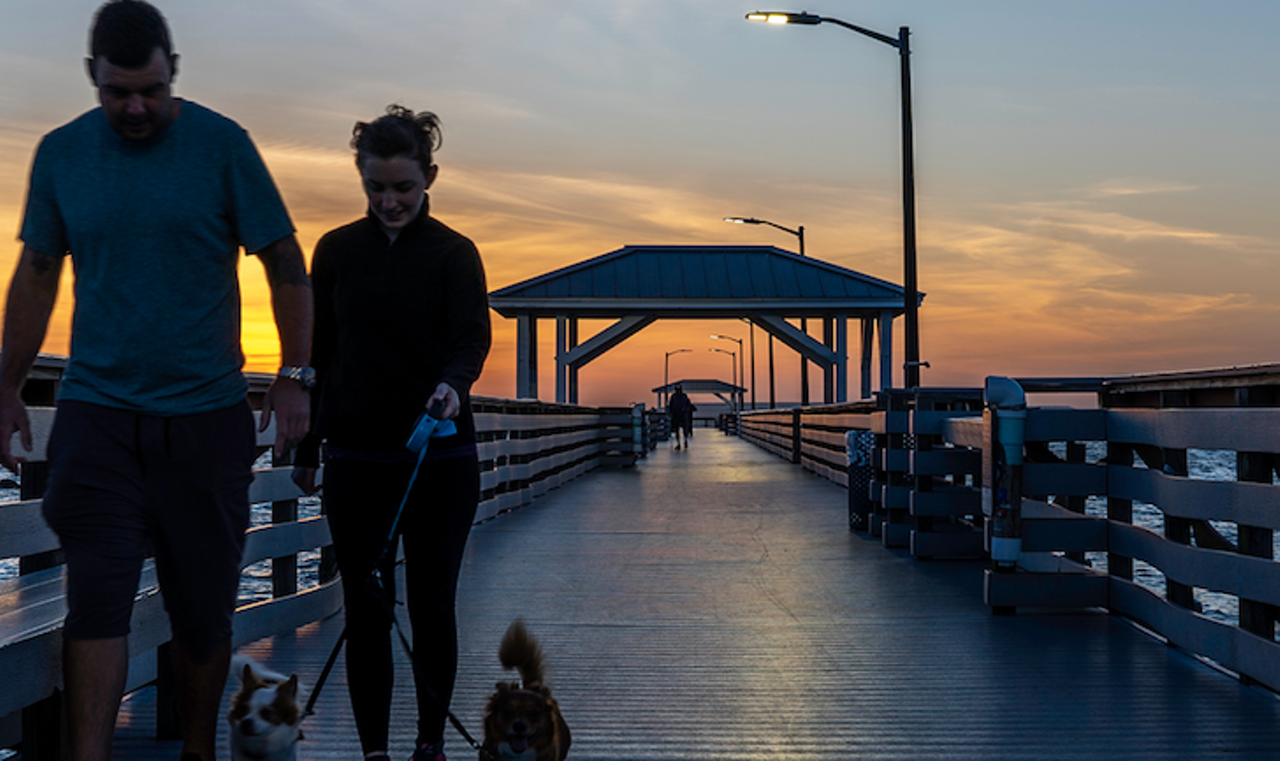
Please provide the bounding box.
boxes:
[498,618,547,688]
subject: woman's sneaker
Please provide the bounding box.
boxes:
[409,741,446,761]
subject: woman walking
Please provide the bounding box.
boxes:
[294,105,491,761]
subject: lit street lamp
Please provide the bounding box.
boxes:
[723,216,808,405]
[710,334,744,411]
[746,10,924,388]
[709,347,739,411]
[664,348,693,408]
[723,217,805,256]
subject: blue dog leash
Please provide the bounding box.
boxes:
[376,402,456,564]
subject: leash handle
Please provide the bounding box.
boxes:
[381,400,457,554]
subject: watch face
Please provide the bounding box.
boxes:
[281,366,316,389]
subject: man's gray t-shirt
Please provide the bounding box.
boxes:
[19,101,294,415]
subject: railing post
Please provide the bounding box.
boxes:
[1236,387,1276,646]
[271,449,298,599]
[1162,448,1196,612]
[790,408,802,464]
[1060,442,1088,565]
[1106,442,1134,582]
[984,377,1026,575]
[847,429,875,532]
[631,404,645,459]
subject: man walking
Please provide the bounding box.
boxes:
[668,384,694,450]
[0,2,312,759]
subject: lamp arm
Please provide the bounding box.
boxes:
[818,17,900,48]
[757,219,802,238]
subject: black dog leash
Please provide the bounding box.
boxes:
[302,403,495,760]
[373,575,494,760]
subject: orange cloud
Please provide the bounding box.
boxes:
[6,136,1280,404]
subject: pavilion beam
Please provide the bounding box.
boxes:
[749,314,836,368]
[555,315,569,403]
[823,317,835,404]
[516,314,538,400]
[879,310,895,391]
[568,318,580,404]
[559,314,658,368]
[861,318,875,399]
[835,313,848,404]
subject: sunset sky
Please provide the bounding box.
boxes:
[3,0,1279,407]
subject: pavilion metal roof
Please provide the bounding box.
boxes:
[489,245,918,318]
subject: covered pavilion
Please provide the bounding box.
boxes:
[652,378,746,412]
[487,244,922,404]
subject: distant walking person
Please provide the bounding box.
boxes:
[0,2,312,760]
[292,105,492,761]
[669,384,695,449]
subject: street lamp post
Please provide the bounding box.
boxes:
[709,347,738,411]
[664,348,692,408]
[710,334,744,412]
[723,216,808,405]
[746,11,923,388]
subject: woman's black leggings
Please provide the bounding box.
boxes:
[322,453,479,753]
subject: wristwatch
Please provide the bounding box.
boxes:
[278,366,317,390]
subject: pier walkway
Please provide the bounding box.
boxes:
[113,434,1280,760]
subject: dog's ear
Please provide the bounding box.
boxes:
[280,674,298,701]
[242,664,256,686]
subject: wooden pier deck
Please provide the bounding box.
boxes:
[113,433,1280,760]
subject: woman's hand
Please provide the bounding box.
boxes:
[428,382,460,420]
[292,466,320,496]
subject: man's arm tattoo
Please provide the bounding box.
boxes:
[27,251,60,278]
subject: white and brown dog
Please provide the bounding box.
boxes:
[481,620,571,761]
[227,656,304,761]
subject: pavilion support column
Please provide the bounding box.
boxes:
[516,314,538,400]
[555,314,568,404]
[879,310,894,391]
[835,313,848,404]
[567,318,580,405]
[768,334,776,409]
[860,318,875,399]
[822,317,835,404]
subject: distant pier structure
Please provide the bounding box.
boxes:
[488,245,921,404]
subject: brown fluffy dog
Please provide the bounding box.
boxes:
[480,619,570,760]
[227,656,303,761]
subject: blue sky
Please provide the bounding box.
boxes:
[3,0,1279,404]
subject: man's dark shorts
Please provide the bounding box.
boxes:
[42,399,256,656]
